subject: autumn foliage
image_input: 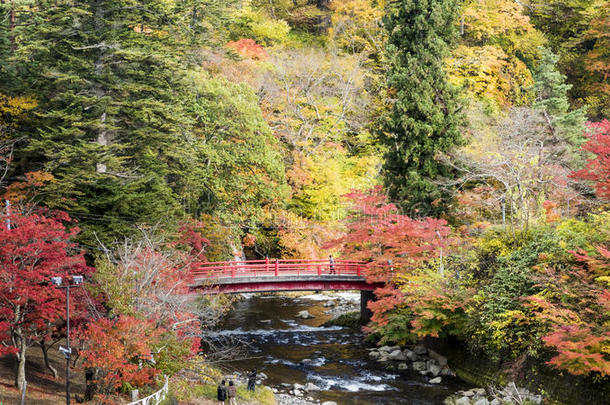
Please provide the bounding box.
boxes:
[572,120,610,199]
[226,39,268,60]
[77,316,162,393]
[0,210,91,387]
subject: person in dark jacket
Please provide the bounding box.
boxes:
[247,368,257,391]
[217,380,227,404]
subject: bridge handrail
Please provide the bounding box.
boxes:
[191,259,374,279]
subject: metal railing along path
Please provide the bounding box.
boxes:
[127,376,169,405]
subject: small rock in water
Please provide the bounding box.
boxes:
[429,377,442,384]
[428,363,442,377]
[398,363,409,370]
[322,402,338,405]
[304,382,320,391]
[473,399,489,405]
[297,310,314,319]
[412,361,426,371]
[323,301,334,307]
[490,399,502,405]
[462,390,475,397]
[293,383,305,390]
[260,319,272,324]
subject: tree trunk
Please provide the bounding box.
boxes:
[15,345,26,390]
[40,342,59,379]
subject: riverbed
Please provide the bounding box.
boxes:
[209,292,471,405]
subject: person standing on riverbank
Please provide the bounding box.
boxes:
[247,369,257,391]
[227,381,237,405]
[217,380,227,404]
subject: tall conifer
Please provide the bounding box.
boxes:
[378,0,464,215]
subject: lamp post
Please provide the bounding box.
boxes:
[51,275,83,405]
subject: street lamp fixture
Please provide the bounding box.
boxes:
[51,275,84,405]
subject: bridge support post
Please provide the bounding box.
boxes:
[360,290,375,324]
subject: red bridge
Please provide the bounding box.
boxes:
[190,259,385,322]
[190,258,382,294]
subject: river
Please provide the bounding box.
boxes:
[210,292,471,405]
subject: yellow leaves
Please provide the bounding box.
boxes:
[462,0,546,63]
[0,94,37,134]
[446,45,534,106]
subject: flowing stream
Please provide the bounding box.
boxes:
[210,293,471,405]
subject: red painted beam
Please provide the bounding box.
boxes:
[194,280,383,294]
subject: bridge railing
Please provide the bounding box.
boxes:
[191,259,370,279]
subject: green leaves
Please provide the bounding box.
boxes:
[378,0,465,216]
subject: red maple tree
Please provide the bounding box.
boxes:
[0,210,91,389]
[327,187,450,329]
[572,120,610,199]
[226,39,268,60]
[76,315,162,396]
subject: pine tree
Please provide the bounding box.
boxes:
[4,1,211,242]
[378,0,464,216]
[534,47,587,162]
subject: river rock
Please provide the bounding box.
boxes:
[297,310,314,319]
[462,390,475,397]
[429,377,442,384]
[322,402,338,405]
[398,363,408,370]
[405,350,420,361]
[388,349,408,361]
[293,383,305,390]
[428,363,442,377]
[369,350,381,359]
[455,397,471,405]
[474,388,485,396]
[413,344,427,355]
[474,399,489,405]
[304,382,320,391]
[441,366,456,377]
[412,361,426,371]
[428,349,448,366]
[490,399,501,405]
[379,345,400,353]
[323,301,334,307]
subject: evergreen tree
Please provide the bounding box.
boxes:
[534,48,587,166]
[378,0,464,216]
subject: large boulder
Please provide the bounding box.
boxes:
[428,349,448,366]
[413,344,427,355]
[405,350,420,361]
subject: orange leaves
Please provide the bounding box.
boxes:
[77,316,162,391]
[226,39,268,60]
[543,325,610,376]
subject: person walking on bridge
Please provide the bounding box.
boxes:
[329,255,335,274]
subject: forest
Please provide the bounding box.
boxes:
[0,0,609,403]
